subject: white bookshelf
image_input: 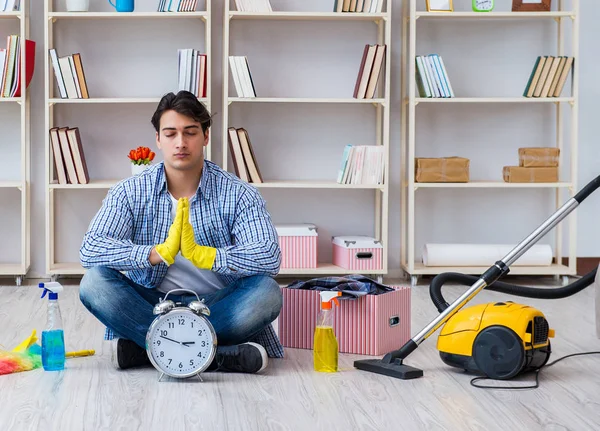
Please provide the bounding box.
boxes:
[0,1,31,285]
[222,1,392,280]
[400,0,580,287]
[43,0,212,278]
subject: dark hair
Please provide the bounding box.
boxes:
[151,90,212,133]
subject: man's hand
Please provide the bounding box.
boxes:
[180,197,217,270]
[153,198,185,266]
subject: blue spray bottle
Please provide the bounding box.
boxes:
[39,282,66,371]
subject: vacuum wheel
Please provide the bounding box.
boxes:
[472,326,525,380]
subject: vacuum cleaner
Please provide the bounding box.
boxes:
[354,174,600,380]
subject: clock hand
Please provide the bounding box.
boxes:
[181,341,195,346]
[160,335,183,345]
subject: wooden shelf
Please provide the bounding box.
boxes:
[254,180,384,189]
[229,11,388,21]
[48,12,208,21]
[49,97,208,104]
[279,263,386,276]
[0,181,23,189]
[415,11,575,19]
[48,263,85,275]
[49,180,121,189]
[413,181,572,189]
[228,97,385,104]
[414,97,574,104]
[0,263,28,275]
[0,97,23,103]
[0,12,21,19]
[404,262,575,276]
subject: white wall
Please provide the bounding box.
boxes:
[1,0,599,279]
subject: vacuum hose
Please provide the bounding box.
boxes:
[430,268,597,313]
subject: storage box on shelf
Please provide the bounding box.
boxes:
[400,0,579,287]
[222,0,392,280]
[0,0,31,285]
[276,223,318,270]
[332,235,383,271]
[43,0,212,278]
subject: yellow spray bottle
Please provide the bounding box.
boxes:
[314,291,342,372]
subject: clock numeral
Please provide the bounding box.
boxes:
[156,340,161,346]
[189,360,194,367]
[197,352,202,358]
[160,351,164,357]
[198,329,203,336]
[160,330,168,336]
[201,341,206,347]
[168,322,174,329]
[191,322,194,328]
[179,362,183,369]
[168,359,172,365]
[179,318,185,325]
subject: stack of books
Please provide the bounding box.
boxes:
[1,35,35,98]
[337,144,385,185]
[353,44,386,99]
[157,0,199,12]
[229,56,256,98]
[49,126,89,185]
[234,0,272,12]
[415,54,454,98]
[523,56,574,98]
[334,0,384,12]
[178,49,207,98]
[49,49,89,99]
[227,127,263,183]
[0,0,20,12]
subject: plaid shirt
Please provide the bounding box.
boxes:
[80,160,284,358]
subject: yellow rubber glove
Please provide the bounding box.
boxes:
[154,197,185,266]
[180,197,217,270]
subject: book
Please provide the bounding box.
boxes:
[415,54,454,98]
[227,127,263,183]
[353,44,386,99]
[523,55,574,98]
[49,49,90,99]
[178,49,207,98]
[0,35,35,98]
[157,0,199,12]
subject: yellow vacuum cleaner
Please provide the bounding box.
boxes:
[437,301,554,379]
[354,174,600,380]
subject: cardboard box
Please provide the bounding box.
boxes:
[503,166,559,183]
[275,224,318,269]
[332,236,383,271]
[415,157,470,183]
[278,286,411,356]
[519,147,560,167]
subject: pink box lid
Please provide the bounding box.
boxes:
[275,223,318,237]
[332,235,383,249]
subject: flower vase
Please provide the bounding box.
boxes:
[131,163,150,176]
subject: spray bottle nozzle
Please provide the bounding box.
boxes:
[319,291,342,309]
[39,282,64,300]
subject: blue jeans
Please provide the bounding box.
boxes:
[79,266,283,349]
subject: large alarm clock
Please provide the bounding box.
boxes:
[146,288,217,381]
[473,0,494,12]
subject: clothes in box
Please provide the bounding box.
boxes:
[332,236,383,271]
[518,147,560,167]
[278,286,411,356]
[275,224,318,269]
[415,157,470,183]
[503,166,558,183]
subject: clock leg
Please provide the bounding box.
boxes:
[196,373,204,382]
[158,372,165,382]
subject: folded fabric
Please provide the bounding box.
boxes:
[285,275,394,299]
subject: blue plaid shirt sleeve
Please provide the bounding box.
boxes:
[79,182,154,271]
[212,186,282,277]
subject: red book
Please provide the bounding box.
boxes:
[13,39,36,98]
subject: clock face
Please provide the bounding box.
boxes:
[146,309,216,378]
[474,0,494,11]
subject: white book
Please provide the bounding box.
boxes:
[49,49,67,99]
[68,55,82,98]
[229,56,244,97]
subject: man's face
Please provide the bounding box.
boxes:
[155,109,209,173]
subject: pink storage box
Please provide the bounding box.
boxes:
[276,224,318,269]
[332,236,383,271]
[278,286,411,356]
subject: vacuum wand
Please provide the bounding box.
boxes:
[354,174,600,379]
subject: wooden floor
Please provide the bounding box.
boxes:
[1,277,600,431]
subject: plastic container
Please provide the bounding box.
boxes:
[313,291,341,373]
[39,282,66,371]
